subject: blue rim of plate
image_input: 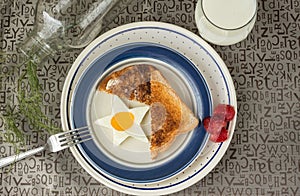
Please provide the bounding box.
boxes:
[68,43,212,183]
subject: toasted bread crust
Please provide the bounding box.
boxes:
[99,65,152,104]
[149,81,181,157]
[98,64,199,159]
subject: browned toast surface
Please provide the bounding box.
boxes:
[98,64,199,158]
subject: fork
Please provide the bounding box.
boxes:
[0,126,91,169]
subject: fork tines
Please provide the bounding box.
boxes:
[59,126,92,147]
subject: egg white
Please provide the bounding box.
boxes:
[95,94,150,146]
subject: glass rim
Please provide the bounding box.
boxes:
[200,0,258,31]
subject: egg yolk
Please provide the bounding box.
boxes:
[111,112,134,131]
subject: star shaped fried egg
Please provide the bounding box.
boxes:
[95,95,149,145]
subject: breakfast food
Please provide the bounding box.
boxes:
[98,64,199,159]
[203,104,235,142]
[95,95,149,145]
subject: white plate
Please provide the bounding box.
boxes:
[61,22,237,195]
[69,50,211,183]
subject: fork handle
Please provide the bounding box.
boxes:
[0,146,46,169]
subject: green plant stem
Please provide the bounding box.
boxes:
[0,52,61,150]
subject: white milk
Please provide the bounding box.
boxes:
[195,0,257,45]
[202,0,256,29]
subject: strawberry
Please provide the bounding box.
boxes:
[203,116,211,130]
[203,116,227,135]
[214,104,235,121]
[209,127,228,143]
[203,104,235,143]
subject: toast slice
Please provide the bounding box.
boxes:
[98,64,199,159]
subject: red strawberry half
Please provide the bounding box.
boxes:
[209,127,229,143]
[214,104,235,121]
[203,116,227,135]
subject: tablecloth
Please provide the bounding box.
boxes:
[0,0,299,195]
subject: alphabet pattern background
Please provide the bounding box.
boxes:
[0,0,299,195]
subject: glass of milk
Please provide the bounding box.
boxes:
[195,0,257,45]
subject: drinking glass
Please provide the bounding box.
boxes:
[195,0,257,45]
